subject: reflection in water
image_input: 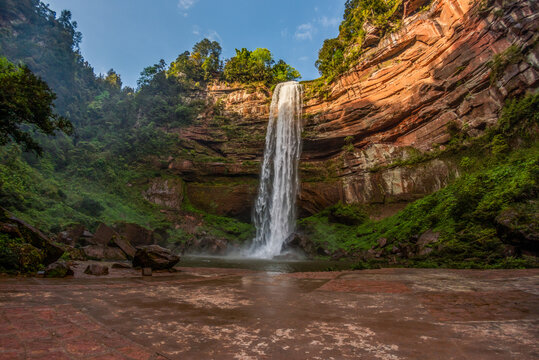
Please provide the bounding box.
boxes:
[180,255,352,273]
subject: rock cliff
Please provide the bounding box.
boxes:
[148,0,538,221]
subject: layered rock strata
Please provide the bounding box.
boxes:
[154,0,538,219]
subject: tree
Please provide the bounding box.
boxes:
[315,38,345,77]
[193,39,222,80]
[0,57,73,156]
[273,60,301,83]
[168,39,222,82]
[105,69,122,89]
[137,59,167,88]
[224,48,301,85]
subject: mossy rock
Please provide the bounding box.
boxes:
[326,202,368,226]
[0,234,44,273]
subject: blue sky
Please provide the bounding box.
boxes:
[45,0,345,88]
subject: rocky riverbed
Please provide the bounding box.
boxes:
[0,266,538,359]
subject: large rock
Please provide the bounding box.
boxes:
[84,264,109,276]
[57,224,86,247]
[282,233,326,258]
[58,244,87,261]
[111,235,136,259]
[44,261,74,278]
[82,245,127,261]
[114,223,154,247]
[132,245,180,270]
[92,223,116,246]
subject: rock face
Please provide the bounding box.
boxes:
[132,245,180,270]
[143,178,184,210]
[84,264,109,276]
[148,0,538,221]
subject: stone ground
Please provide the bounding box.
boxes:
[0,263,538,359]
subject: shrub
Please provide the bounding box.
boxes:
[0,234,43,273]
[76,197,105,216]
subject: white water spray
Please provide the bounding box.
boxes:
[249,81,303,259]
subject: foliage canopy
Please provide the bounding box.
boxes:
[0,57,72,156]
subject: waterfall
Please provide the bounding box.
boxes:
[249,81,303,259]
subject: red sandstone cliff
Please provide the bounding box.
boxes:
[145,0,538,220]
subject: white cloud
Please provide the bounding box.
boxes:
[204,30,222,43]
[192,25,200,36]
[298,56,309,62]
[178,0,197,10]
[178,0,198,16]
[281,28,288,38]
[294,23,313,40]
[319,16,339,28]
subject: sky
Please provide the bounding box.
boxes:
[45,0,345,88]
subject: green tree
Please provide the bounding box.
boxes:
[137,59,167,88]
[192,38,222,80]
[104,69,122,89]
[0,57,73,155]
[273,59,301,83]
[224,48,300,85]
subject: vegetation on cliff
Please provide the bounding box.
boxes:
[300,94,539,268]
[315,0,405,79]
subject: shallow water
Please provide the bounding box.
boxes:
[180,255,353,273]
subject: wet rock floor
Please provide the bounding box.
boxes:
[0,263,538,359]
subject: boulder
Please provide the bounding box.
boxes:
[84,264,109,276]
[283,233,317,257]
[58,245,87,261]
[82,245,127,261]
[44,261,73,278]
[92,223,116,246]
[111,234,136,259]
[132,245,179,270]
[115,223,154,247]
[57,224,86,247]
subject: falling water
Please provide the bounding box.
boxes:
[249,81,303,258]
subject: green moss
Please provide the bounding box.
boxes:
[298,215,374,253]
[489,45,525,84]
[325,202,368,226]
